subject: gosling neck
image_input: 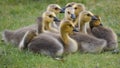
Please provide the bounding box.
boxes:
[60,29,78,53]
[60,30,69,46]
[75,13,79,18]
[42,20,51,32]
[79,20,87,34]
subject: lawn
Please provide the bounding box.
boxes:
[0,0,120,68]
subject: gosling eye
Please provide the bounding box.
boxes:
[55,7,59,10]
[49,15,53,18]
[74,7,77,10]
[67,5,72,7]
[87,14,91,16]
[68,11,70,14]
[68,24,73,27]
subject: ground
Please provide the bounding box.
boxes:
[0,0,120,68]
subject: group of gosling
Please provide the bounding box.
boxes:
[1,2,118,60]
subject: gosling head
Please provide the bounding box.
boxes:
[42,11,60,23]
[47,4,64,14]
[60,20,77,34]
[65,7,76,21]
[62,2,77,12]
[26,30,37,42]
[79,11,98,23]
[89,15,103,29]
[65,2,77,7]
[72,3,85,16]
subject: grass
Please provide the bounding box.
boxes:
[0,0,120,68]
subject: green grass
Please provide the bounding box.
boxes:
[0,0,120,68]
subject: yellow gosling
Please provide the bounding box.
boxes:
[20,20,78,59]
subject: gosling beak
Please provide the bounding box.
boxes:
[91,16,98,20]
[60,9,65,13]
[71,14,76,20]
[62,4,72,11]
[61,7,66,12]
[54,17,61,22]
[73,27,79,32]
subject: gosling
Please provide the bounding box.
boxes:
[1,11,60,46]
[89,15,118,51]
[71,11,107,53]
[19,20,78,59]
